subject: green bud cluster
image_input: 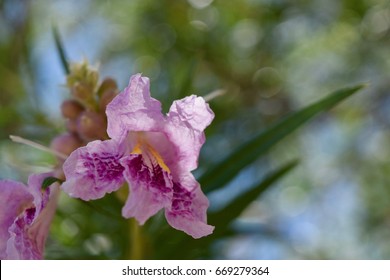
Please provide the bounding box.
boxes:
[66,61,99,108]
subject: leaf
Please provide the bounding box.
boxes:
[52,25,70,74]
[41,176,63,189]
[173,58,196,99]
[209,159,298,228]
[200,84,366,193]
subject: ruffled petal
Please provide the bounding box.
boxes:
[62,139,126,200]
[0,180,33,259]
[5,213,40,259]
[165,174,214,239]
[169,95,214,131]
[106,74,165,140]
[3,173,59,260]
[166,95,214,171]
[121,153,173,224]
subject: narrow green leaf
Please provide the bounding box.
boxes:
[41,176,63,190]
[200,84,366,193]
[52,25,70,74]
[209,159,298,228]
[173,58,196,99]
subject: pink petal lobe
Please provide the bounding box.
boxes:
[6,184,59,260]
[5,213,40,259]
[121,153,173,224]
[0,180,33,259]
[165,174,214,239]
[106,74,165,140]
[62,139,126,200]
[169,95,214,131]
[166,95,214,171]
[3,173,59,259]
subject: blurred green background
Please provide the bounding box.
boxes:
[1,0,390,259]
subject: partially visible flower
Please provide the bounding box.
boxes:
[62,74,215,238]
[0,173,59,259]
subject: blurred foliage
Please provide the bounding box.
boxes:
[1,0,390,259]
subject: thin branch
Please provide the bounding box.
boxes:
[10,135,67,160]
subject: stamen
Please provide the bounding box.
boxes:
[132,142,170,173]
[203,89,226,102]
[10,135,67,160]
[130,132,171,173]
[146,145,170,173]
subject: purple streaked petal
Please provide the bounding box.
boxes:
[134,131,176,171]
[62,139,126,200]
[0,180,33,259]
[5,214,40,259]
[2,173,60,260]
[166,95,214,171]
[106,74,165,140]
[165,174,214,239]
[121,153,173,224]
[22,184,59,260]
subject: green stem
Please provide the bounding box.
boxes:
[116,184,143,259]
[129,218,143,259]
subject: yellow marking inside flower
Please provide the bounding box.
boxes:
[146,144,170,173]
[131,143,142,154]
[130,139,170,173]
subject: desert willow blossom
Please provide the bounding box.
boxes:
[62,74,215,238]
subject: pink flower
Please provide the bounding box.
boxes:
[0,173,59,259]
[62,74,214,238]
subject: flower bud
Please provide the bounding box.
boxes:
[61,99,85,119]
[99,89,117,112]
[77,111,107,141]
[67,61,99,90]
[97,77,117,98]
[71,82,94,107]
[65,119,78,133]
[66,61,100,108]
[50,133,83,157]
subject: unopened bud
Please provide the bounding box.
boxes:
[65,119,78,133]
[97,77,118,97]
[77,111,107,141]
[67,61,99,90]
[99,89,117,112]
[61,99,85,119]
[71,82,94,106]
[50,133,83,158]
[66,61,100,109]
